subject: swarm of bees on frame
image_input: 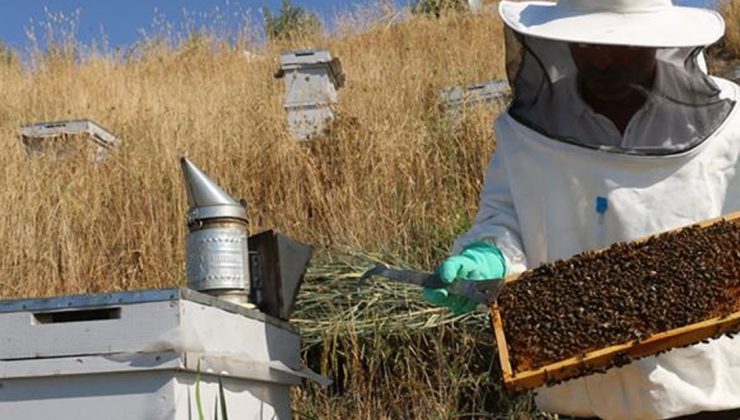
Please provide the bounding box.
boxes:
[498,219,740,381]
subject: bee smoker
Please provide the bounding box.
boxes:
[180,157,251,305]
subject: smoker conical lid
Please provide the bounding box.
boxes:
[180,157,247,222]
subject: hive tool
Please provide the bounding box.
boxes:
[359,264,505,305]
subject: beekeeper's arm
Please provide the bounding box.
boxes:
[424,122,528,313]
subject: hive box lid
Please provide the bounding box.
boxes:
[20,119,120,149]
[275,49,345,90]
[0,288,299,366]
[279,49,333,67]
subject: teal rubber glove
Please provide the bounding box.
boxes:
[423,242,506,315]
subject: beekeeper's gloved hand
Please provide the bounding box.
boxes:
[423,242,506,315]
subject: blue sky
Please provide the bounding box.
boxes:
[0,0,718,51]
[0,0,407,50]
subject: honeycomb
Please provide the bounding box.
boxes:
[498,219,740,377]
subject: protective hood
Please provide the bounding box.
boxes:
[504,29,736,155]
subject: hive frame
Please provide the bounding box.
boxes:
[492,210,740,392]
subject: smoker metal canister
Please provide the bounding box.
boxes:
[181,157,251,304]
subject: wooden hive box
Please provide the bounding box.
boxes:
[491,211,740,392]
[0,288,320,419]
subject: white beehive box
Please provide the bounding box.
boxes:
[439,80,510,124]
[20,119,120,162]
[275,49,345,141]
[0,288,321,420]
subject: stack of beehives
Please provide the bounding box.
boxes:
[493,214,740,391]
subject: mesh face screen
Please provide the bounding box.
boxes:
[504,28,736,155]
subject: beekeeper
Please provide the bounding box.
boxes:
[424,0,740,418]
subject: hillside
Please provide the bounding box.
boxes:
[0,2,738,418]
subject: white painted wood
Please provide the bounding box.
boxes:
[0,301,180,360]
[0,289,311,418]
[0,352,182,379]
[0,371,178,420]
[174,373,290,420]
[179,299,302,367]
[283,67,338,107]
[19,119,120,161]
[20,120,119,148]
[0,369,290,420]
[0,352,304,385]
[276,49,343,140]
[286,104,335,141]
[0,300,300,366]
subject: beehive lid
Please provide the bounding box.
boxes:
[0,288,297,362]
[20,119,120,149]
[276,49,345,88]
[0,288,288,327]
[279,49,333,66]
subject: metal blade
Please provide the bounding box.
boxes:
[359,264,505,305]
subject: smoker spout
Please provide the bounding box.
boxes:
[180,157,247,224]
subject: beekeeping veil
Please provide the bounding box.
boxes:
[500,0,735,155]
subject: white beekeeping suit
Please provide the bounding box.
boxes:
[451,0,740,418]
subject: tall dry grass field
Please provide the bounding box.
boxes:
[0,3,737,418]
[0,10,505,298]
[0,7,525,418]
[722,0,740,58]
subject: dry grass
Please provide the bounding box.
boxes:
[0,6,521,418]
[291,249,537,418]
[721,0,740,58]
[0,2,737,418]
[708,0,740,76]
[0,9,504,298]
